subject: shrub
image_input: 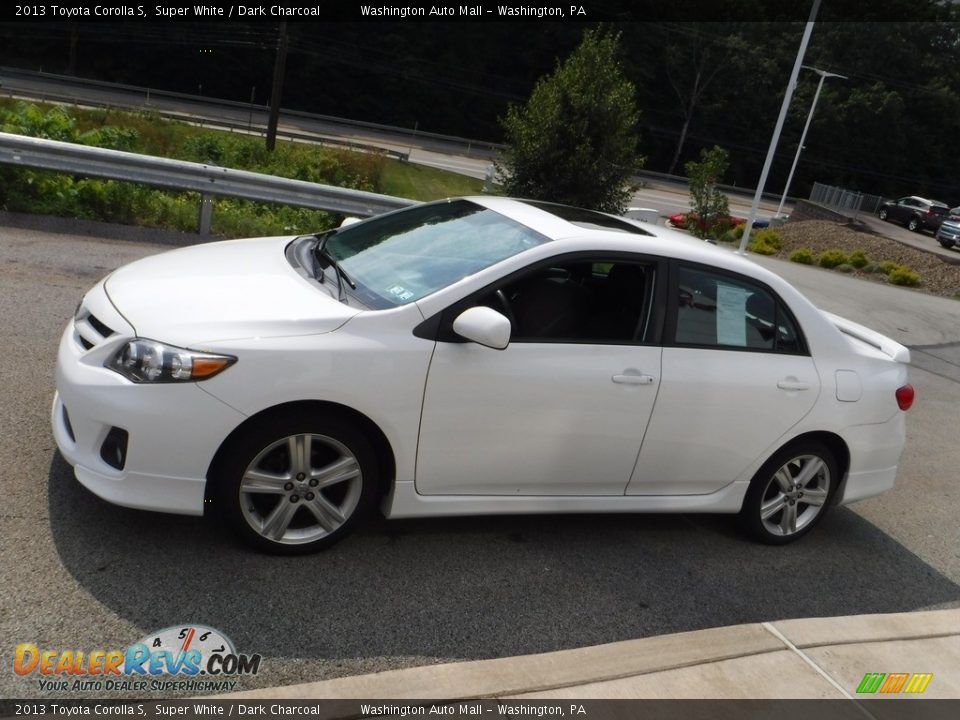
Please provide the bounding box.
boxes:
[753,228,782,250]
[747,228,782,255]
[880,260,900,276]
[818,250,848,268]
[497,28,643,212]
[835,263,855,273]
[848,250,869,269]
[718,223,747,244]
[183,134,227,164]
[789,248,814,265]
[860,262,882,274]
[889,267,921,287]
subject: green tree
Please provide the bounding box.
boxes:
[685,145,731,239]
[496,28,644,213]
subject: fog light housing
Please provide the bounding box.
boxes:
[62,405,76,443]
[100,427,129,470]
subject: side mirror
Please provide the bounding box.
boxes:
[452,306,511,350]
[340,216,362,227]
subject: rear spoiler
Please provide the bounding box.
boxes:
[821,311,911,363]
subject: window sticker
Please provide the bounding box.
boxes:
[386,284,415,302]
[716,283,749,346]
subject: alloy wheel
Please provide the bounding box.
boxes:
[238,433,362,545]
[758,454,831,537]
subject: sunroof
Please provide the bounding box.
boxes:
[522,200,653,236]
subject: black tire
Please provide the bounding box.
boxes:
[211,411,379,554]
[738,441,839,545]
[907,216,920,232]
[878,208,888,221]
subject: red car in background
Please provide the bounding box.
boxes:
[668,212,769,233]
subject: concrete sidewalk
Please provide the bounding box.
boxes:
[222,608,959,700]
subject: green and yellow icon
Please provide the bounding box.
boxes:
[856,672,933,694]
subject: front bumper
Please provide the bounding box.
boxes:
[52,320,246,516]
[935,228,959,247]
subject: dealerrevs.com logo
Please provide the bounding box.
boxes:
[14,625,261,693]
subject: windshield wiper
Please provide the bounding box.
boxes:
[313,233,356,302]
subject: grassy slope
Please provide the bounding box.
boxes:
[379,160,485,201]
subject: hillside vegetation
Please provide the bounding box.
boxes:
[0,101,482,237]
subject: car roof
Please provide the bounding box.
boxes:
[906,195,948,207]
[465,196,772,281]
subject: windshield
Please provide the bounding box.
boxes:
[324,199,550,308]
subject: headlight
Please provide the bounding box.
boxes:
[107,339,236,383]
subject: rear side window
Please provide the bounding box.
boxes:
[674,265,804,354]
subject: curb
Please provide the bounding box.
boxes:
[218,608,960,700]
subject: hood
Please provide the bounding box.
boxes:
[104,236,359,347]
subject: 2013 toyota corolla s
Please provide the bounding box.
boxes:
[52,197,914,553]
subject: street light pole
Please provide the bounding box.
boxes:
[738,0,821,255]
[776,67,847,218]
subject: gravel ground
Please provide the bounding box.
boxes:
[760,220,960,299]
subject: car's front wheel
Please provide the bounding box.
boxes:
[878,208,889,221]
[739,442,839,545]
[212,412,379,554]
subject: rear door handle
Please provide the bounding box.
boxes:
[612,372,655,385]
[777,379,811,391]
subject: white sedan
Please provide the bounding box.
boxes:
[52,197,914,553]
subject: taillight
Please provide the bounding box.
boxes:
[896,384,915,411]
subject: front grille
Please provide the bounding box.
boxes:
[74,308,117,351]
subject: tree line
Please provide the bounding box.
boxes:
[1,15,959,203]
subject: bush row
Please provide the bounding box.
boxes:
[788,247,922,287]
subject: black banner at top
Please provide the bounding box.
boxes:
[0,0,957,24]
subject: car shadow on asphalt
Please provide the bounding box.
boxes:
[48,453,959,662]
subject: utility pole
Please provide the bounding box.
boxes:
[266,22,288,151]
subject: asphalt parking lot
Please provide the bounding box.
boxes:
[1,224,958,699]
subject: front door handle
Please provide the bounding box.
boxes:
[612,371,655,385]
[777,378,811,391]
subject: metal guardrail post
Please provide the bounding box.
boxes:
[198,193,214,235]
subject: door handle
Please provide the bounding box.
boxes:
[612,372,655,385]
[777,379,811,391]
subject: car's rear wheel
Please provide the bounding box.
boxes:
[212,412,379,554]
[878,208,888,221]
[739,442,838,545]
[907,217,920,232]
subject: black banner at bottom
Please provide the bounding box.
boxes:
[2,700,960,720]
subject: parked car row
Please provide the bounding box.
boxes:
[877,196,960,249]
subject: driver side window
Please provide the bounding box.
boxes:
[478,259,655,344]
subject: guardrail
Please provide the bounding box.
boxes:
[0,132,416,234]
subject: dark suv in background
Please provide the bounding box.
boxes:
[878,196,949,234]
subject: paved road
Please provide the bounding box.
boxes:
[1,226,958,700]
[857,213,960,263]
